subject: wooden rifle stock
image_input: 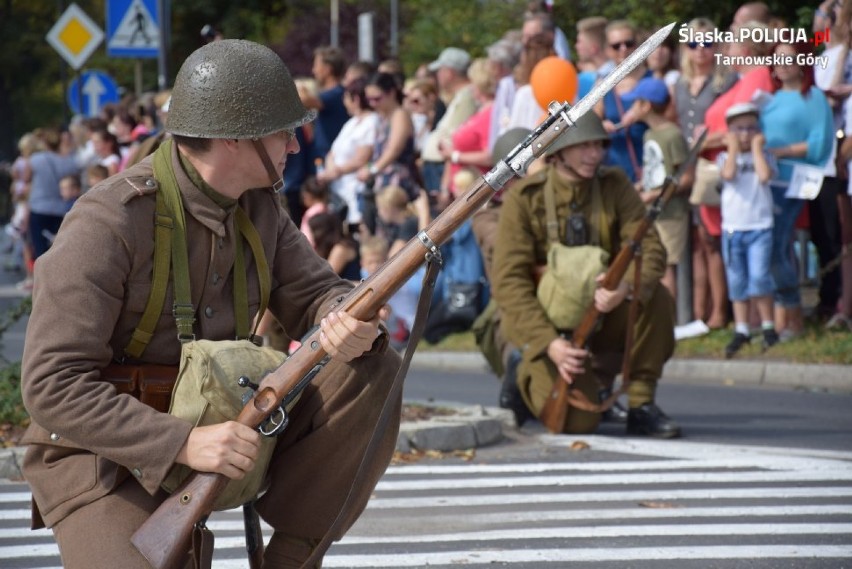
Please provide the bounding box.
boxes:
[130,24,680,564]
[538,178,676,435]
[131,109,576,569]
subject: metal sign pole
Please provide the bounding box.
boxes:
[135,60,143,98]
[76,69,83,119]
[157,0,169,90]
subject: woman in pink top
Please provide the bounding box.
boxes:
[439,58,498,197]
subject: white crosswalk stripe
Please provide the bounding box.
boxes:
[1,435,850,568]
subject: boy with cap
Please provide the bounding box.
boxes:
[717,102,778,357]
[623,77,691,302]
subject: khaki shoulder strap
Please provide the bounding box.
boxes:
[124,191,175,358]
[543,180,561,245]
[234,208,271,341]
[590,175,612,253]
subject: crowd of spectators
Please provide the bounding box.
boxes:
[5,0,852,361]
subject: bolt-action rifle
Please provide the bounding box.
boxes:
[130,23,676,569]
[538,128,707,434]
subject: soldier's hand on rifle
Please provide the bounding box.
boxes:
[320,310,382,362]
[175,422,261,480]
[547,336,588,384]
[594,274,630,314]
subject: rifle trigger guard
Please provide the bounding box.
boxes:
[258,405,288,437]
[417,231,442,265]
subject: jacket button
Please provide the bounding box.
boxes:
[145,178,156,188]
[205,306,214,318]
[49,433,60,441]
[132,468,143,478]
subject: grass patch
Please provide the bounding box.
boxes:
[674,322,852,365]
[417,321,852,365]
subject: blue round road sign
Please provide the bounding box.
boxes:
[67,70,121,118]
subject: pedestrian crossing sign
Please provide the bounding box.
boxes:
[106,0,160,58]
[45,3,104,70]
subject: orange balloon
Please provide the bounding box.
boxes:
[530,56,578,108]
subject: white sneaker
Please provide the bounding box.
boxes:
[825,313,852,332]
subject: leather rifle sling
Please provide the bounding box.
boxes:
[300,258,443,568]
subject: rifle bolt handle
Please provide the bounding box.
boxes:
[238,376,260,391]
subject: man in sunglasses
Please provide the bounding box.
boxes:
[595,19,650,183]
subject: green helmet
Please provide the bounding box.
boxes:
[545,111,610,157]
[166,39,316,139]
[492,127,532,166]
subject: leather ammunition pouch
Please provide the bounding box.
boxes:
[100,363,179,413]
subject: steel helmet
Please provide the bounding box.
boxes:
[492,127,532,166]
[166,39,316,139]
[545,111,610,157]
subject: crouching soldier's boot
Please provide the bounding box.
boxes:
[499,349,532,427]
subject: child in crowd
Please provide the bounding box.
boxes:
[374,185,421,257]
[6,133,38,272]
[360,235,418,350]
[86,164,109,187]
[623,77,690,302]
[717,102,779,358]
[59,174,82,211]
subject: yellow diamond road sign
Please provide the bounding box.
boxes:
[46,3,104,70]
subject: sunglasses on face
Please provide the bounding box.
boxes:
[687,41,715,50]
[609,39,637,50]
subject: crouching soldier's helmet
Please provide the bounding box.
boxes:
[545,111,611,157]
[166,39,315,139]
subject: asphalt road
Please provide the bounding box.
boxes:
[403,366,852,452]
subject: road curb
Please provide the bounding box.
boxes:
[396,404,514,453]
[411,351,852,393]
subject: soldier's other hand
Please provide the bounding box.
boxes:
[594,274,629,313]
[176,422,261,480]
[547,336,587,384]
[320,310,379,362]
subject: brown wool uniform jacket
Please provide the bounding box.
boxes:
[21,144,352,528]
[491,165,666,363]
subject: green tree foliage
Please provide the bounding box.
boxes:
[398,0,525,72]
[0,0,820,161]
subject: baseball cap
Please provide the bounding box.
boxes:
[428,47,471,72]
[725,102,760,123]
[621,77,670,107]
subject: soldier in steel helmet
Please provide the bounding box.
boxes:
[491,111,681,438]
[20,39,400,567]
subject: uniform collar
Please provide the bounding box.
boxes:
[171,141,235,238]
[547,166,593,209]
